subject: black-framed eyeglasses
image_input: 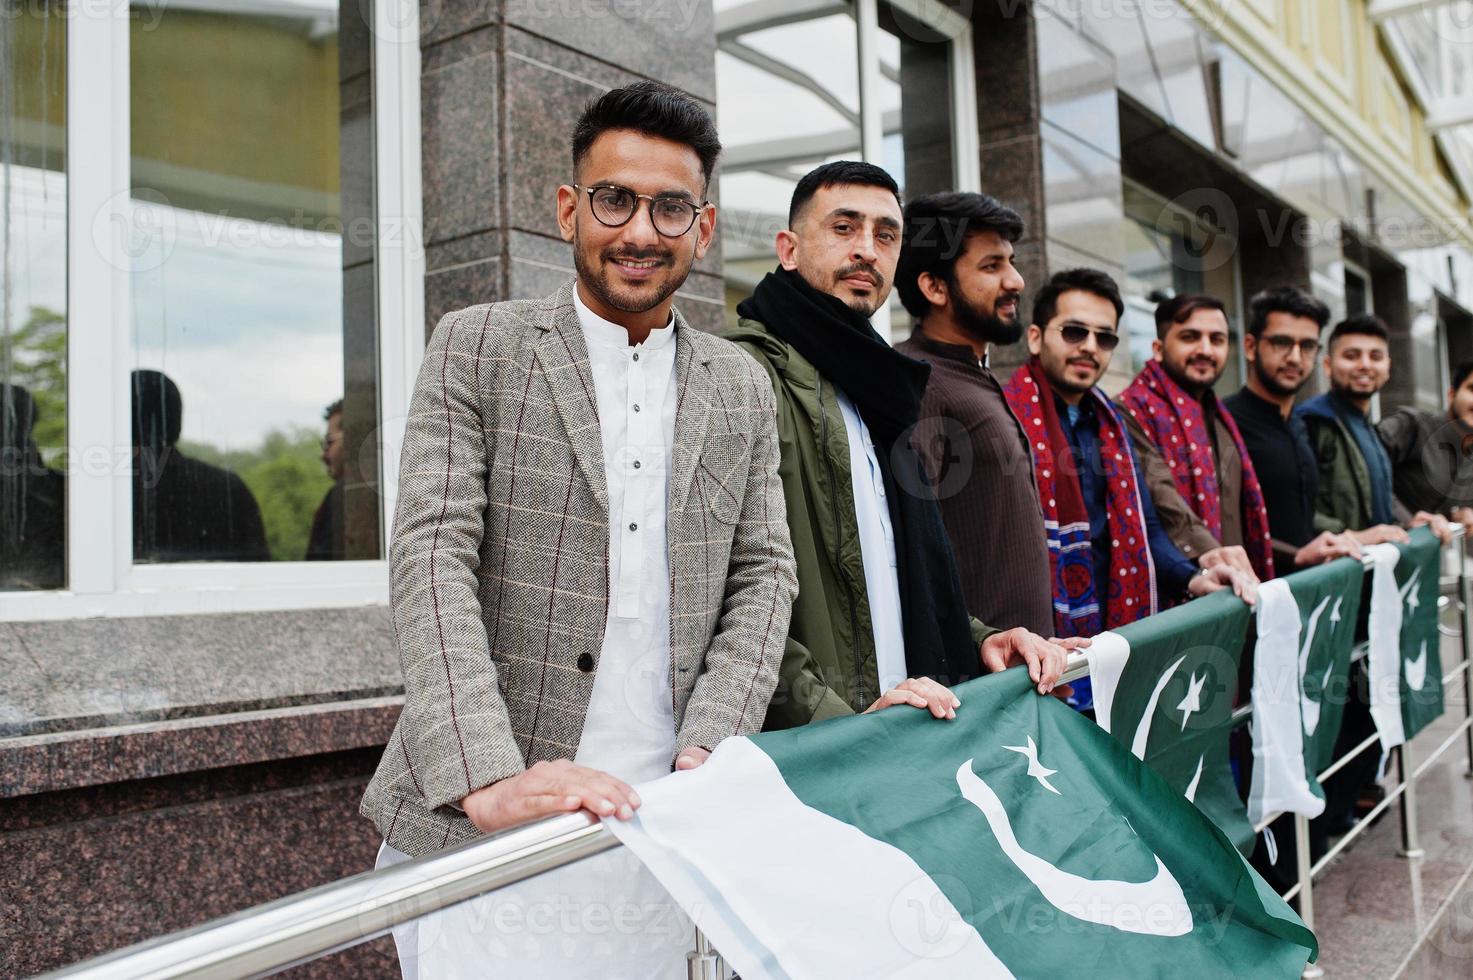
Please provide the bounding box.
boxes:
[1260,335,1321,357]
[572,183,709,238]
[1049,323,1121,351]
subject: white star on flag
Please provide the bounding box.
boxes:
[1330,597,1343,625]
[1003,735,1061,795]
[1177,671,1207,731]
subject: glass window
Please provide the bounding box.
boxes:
[715,5,862,326]
[127,2,379,564]
[1119,181,1243,395]
[715,0,964,340]
[1,2,66,591]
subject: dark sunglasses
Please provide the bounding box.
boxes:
[1049,323,1121,351]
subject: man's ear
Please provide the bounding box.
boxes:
[556,184,578,243]
[1026,323,1043,356]
[693,203,717,261]
[775,229,800,271]
[917,271,948,310]
[1151,338,1164,362]
[1243,333,1257,365]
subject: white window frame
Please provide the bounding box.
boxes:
[2,0,424,621]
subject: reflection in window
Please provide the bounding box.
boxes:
[1,2,66,591]
[128,1,379,563]
[716,6,862,325]
[1120,181,1243,395]
[716,1,958,341]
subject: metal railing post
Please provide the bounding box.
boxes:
[1397,744,1425,859]
[1295,813,1323,979]
[687,927,726,980]
[1461,536,1473,777]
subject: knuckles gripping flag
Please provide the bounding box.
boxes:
[608,666,1316,979]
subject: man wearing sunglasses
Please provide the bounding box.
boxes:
[1003,269,1253,710]
[1222,287,1365,570]
[723,161,1074,733]
[363,81,797,977]
[1117,295,1274,583]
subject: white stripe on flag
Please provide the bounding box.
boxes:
[1247,579,1324,824]
[1085,630,1131,735]
[1366,543,1407,751]
[608,737,1016,979]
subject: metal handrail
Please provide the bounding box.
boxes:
[38,812,617,979]
[44,527,1469,979]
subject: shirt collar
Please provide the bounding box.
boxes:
[573,282,676,352]
[908,328,984,370]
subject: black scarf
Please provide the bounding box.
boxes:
[737,267,981,688]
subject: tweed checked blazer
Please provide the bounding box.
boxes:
[362,280,798,857]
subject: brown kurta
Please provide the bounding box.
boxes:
[1120,399,1244,561]
[896,331,1054,637]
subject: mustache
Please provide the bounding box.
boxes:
[834,262,885,289]
[1068,357,1099,369]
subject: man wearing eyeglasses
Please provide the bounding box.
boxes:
[362,81,797,977]
[1221,286,1365,570]
[1002,269,1253,709]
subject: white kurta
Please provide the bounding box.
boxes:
[834,388,907,694]
[377,287,692,979]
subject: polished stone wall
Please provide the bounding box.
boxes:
[420,0,725,336]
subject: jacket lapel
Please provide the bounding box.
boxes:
[534,284,609,514]
[668,312,714,516]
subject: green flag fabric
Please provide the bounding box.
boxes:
[609,667,1315,979]
[1085,589,1254,852]
[1247,557,1364,824]
[1396,528,1445,741]
[1367,528,1446,748]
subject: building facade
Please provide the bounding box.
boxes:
[2,0,1472,973]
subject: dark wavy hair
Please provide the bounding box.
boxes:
[1246,285,1329,339]
[788,160,900,228]
[1031,268,1124,327]
[571,81,721,187]
[895,191,1024,318]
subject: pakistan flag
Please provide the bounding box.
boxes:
[1085,589,1253,853]
[1247,556,1363,825]
[609,667,1315,979]
[1367,528,1445,747]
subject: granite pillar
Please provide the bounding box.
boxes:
[419,0,724,335]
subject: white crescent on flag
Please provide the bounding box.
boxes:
[957,759,1193,937]
[1131,655,1187,759]
[1406,639,1428,692]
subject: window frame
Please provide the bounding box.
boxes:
[1,0,425,621]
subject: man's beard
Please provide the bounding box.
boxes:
[1252,356,1308,399]
[572,231,684,314]
[954,288,1023,346]
[1163,356,1222,398]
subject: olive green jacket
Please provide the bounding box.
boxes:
[721,317,997,731]
[1299,396,1410,533]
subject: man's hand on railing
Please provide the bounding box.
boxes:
[979,627,1078,695]
[1351,523,1410,546]
[461,760,641,834]
[1293,530,1362,567]
[1198,545,1254,579]
[1453,507,1473,535]
[1188,564,1259,605]
[1409,510,1454,545]
[864,676,961,719]
[675,747,711,770]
